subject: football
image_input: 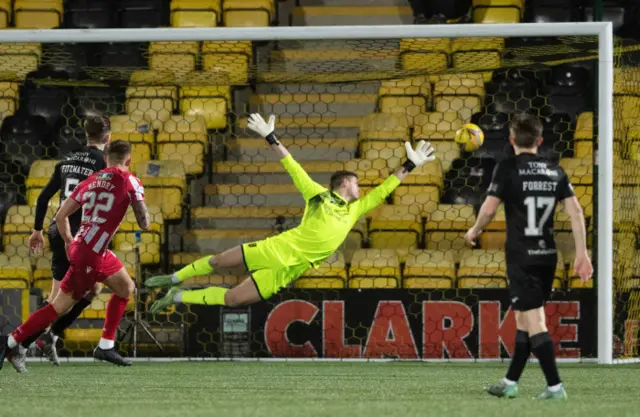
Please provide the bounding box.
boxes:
[455,123,485,152]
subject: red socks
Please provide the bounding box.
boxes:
[102,295,129,341]
[11,304,58,345]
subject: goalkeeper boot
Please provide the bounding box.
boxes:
[485,381,519,399]
[145,274,176,289]
[150,286,182,314]
[38,331,60,367]
[534,386,568,400]
[93,347,132,367]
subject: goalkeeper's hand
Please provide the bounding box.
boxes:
[402,140,435,172]
[247,113,279,145]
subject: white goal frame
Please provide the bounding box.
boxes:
[0,23,614,364]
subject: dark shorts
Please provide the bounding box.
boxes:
[507,263,556,312]
[48,228,69,282]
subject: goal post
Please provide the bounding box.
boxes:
[0,23,617,363]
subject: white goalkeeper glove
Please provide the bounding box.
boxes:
[247,113,279,145]
[402,140,435,172]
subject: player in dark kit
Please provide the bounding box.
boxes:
[22,115,110,368]
[0,140,150,373]
[465,113,592,400]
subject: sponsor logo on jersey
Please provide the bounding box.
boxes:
[97,173,113,180]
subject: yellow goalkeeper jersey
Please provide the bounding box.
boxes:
[270,154,401,267]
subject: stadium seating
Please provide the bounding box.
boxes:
[457,249,507,288]
[64,0,114,29]
[424,204,475,261]
[201,41,252,85]
[25,159,58,206]
[135,160,187,220]
[3,205,54,258]
[399,38,450,73]
[296,252,346,289]
[118,0,168,28]
[223,0,273,27]
[348,249,400,289]
[113,205,164,265]
[0,43,41,79]
[14,0,63,29]
[377,76,431,126]
[452,37,504,72]
[368,205,422,259]
[158,115,208,175]
[0,254,31,288]
[472,0,523,23]
[149,42,198,79]
[403,250,456,289]
[170,0,220,27]
[179,81,230,130]
[109,114,154,170]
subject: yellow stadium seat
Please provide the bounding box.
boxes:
[149,42,199,78]
[33,253,53,297]
[425,204,475,261]
[113,250,137,277]
[114,205,163,265]
[349,249,400,288]
[126,86,177,130]
[0,44,41,80]
[394,159,443,213]
[3,205,54,257]
[413,111,462,139]
[135,160,186,221]
[559,158,593,212]
[223,0,273,27]
[378,76,431,126]
[179,85,230,130]
[158,115,208,175]
[202,41,252,85]
[0,97,15,121]
[457,249,507,288]
[0,0,9,28]
[433,82,485,122]
[296,252,347,289]
[368,205,422,253]
[0,254,31,289]
[480,206,506,249]
[452,37,504,72]
[109,114,154,168]
[171,0,220,27]
[403,249,456,288]
[26,160,58,203]
[360,113,410,141]
[430,73,485,87]
[399,38,450,73]
[14,0,63,29]
[473,7,520,23]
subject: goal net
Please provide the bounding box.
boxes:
[0,24,627,363]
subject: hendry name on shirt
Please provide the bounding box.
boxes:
[88,180,116,192]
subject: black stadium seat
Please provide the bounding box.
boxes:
[441,157,496,206]
[524,0,581,23]
[64,0,115,29]
[118,0,169,28]
[40,43,91,79]
[21,84,74,129]
[584,6,625,33]
[55,123,86,157]
[0,112,50,168]
[96,43,148,68]
[74,87,126,118]
[547,65,591,91]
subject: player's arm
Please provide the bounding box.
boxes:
[55,196,82,246]
[29,164,62,252]
[356,141,436,215]
[560,176,593,282]
[128,176,150,230]
[465,163,507,246]
[247,113,326,200]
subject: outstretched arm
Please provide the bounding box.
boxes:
[248,113,326,200]
[356,140,436,216]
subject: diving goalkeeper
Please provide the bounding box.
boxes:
[145,113,435,311]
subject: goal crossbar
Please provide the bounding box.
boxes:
[0,22,614,364]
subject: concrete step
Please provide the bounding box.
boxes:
[236,115,362,138]
[255,82,380,95]
[225,138,357,162]
[269,49,398,74]
[183,229,275,253]
[250,93,377,117]
[191,206,303,229]
[204,183,306,207]
[291,6,413,26]
[212,160,344,184]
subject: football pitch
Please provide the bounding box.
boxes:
[1,362,638,417]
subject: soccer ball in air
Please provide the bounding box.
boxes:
[455,123,484,152]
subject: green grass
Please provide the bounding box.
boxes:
[1,362,639,417]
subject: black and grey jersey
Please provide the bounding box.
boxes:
[486,153,575,265]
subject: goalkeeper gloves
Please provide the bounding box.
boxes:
[247,113,279,145]
[402,140,436,172]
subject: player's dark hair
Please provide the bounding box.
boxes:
[106,139,131,163]
[509,113,543,148]
[84,115,110,144]
[330,171,358,191]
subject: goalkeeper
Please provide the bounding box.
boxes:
[145,113,435,311]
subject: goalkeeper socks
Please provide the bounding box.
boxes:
[505,330,531,383]
[173,255,215,283]
[50,298,92,337]
[177,287,228,306]
[530,331,562,387]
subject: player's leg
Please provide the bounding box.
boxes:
[94,255,134,367]
[1,289,76,373]
[145,245,247,288]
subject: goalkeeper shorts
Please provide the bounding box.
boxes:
[241,238,310,299]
